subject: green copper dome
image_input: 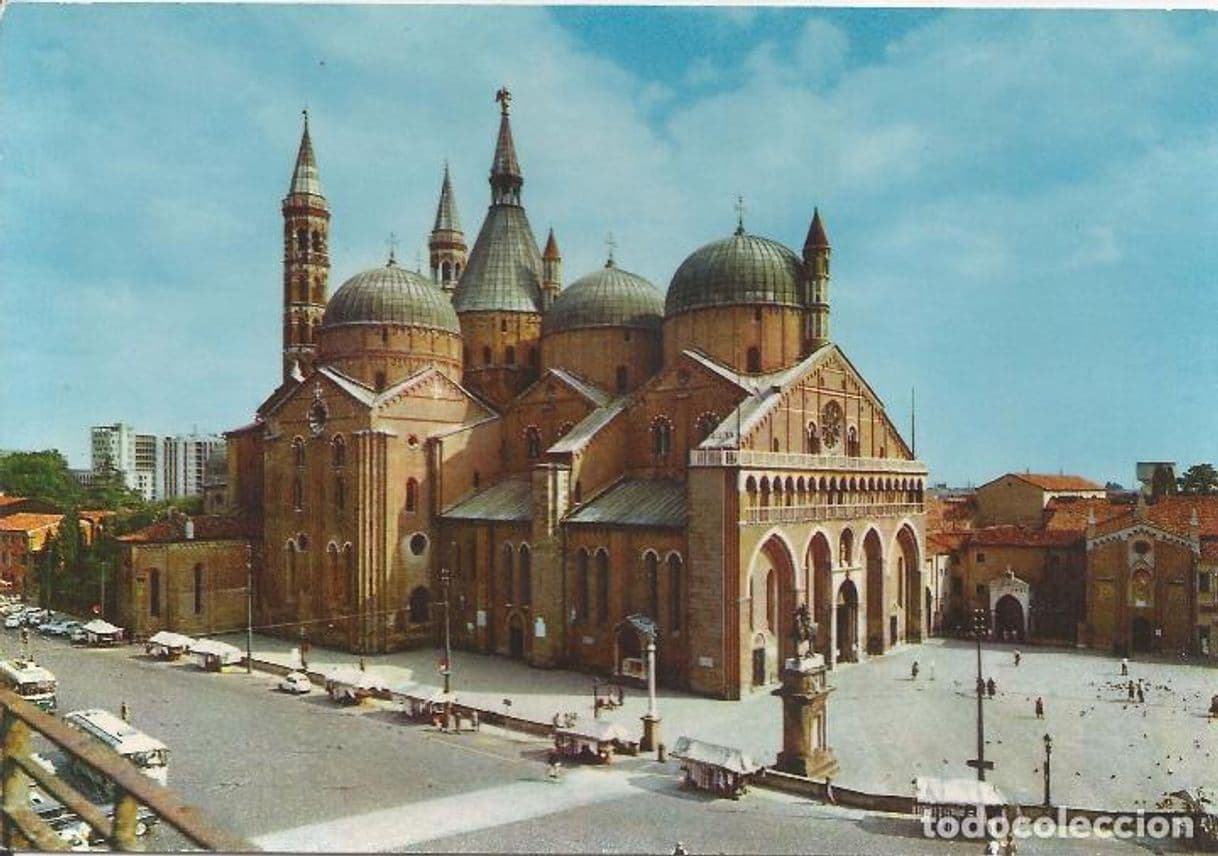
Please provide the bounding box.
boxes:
[543,262,663,335]
[322,261,460,334]
[665,232,803,317]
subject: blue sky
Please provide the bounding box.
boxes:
[1,6,1216,487]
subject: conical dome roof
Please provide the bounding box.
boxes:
[544,262,662,335]
[322,261,460,334]
[665,232,802,317]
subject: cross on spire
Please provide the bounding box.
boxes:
[734,194,747,235]
[495,86,512,115]
[605,232,617,267]
[387,232,399,265]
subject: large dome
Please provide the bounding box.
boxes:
[322,261,460,334]
[543,262,663,335]
[665,232,803,317]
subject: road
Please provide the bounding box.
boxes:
[4,629,1188,853]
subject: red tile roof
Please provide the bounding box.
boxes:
[1009,473,1104,492]
[1043,496,1132,533]
[0,496,26,508]
[926,532,968,554]
[118,515,255,544]
[926,496,978,533]
[0,513,64,533]
[962,525,1082,548]
[1201,538,1218,562]
[1084,495,1218,541]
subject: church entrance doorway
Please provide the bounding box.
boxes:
[508,614,525,659]
[1131,616,1154,653]
[836,579,859,663]
[994,594,1025,641]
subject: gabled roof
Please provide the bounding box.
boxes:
[545,369,611,408]
[983,473,1104,492]
[566,479,686,529]
[441,479,533,523]
[0,513,63,534]
[1043,496,1131,533]
[1086,495,1218,541]
[548,398,629,456]
[962,526,1082,548]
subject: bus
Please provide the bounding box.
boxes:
[62,709,169,793]
[0,659,57,711]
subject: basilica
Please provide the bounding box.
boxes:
[222,91,928,699]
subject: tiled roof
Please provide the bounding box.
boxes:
[1043,496,1131,533]
[433,162,461,233]
[287,115,323,198]
[77,510,113,524]
[1007,473,1104,492]
[926,532,968,554]
[452,204,543,313]
[1201,538,1218,562]
[567,479,686,529]
[1085,495,1218,541]
[441,479,533,523]
[322,261,460,333]
[548,398,628,455]
[117,515,255,544]
[0,513,63,533]
[963,525,1082,548]
[0,496,25,508]
[543,369,612,409]
[927,496,978,532]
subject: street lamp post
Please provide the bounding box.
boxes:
[640,629,661,753]
[440,567,452,695]
[966,607,993,782]
[1042,733,1053,807]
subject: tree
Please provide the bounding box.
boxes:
[1178,463,1218,496]
[0,450,80,507]
[83,454,142,510]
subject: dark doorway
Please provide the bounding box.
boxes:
[1131,616,1153,653]
[752,645,766,687]
[508,614,525,659]
[836,579,859,663]
[994,595,1025,641]
[889,615,898,647]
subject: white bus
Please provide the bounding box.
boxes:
[63,709,169,792]
[0,659,57,712]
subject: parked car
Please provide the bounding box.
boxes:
[4,614,22,629]
[68,626,87,645]
[278,671,312,694]
[58,620,82,638]
[42,620,74,637]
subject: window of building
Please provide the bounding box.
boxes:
[772,437,781,452]
[668,554,683,630]
[503,544,515,603]
[573,481,582,504]
[976,584,987,598]
[839,529,853,566]
[292,438,305,468]
[519,545,532,606]
[311,230,323,252]
[501,319,508,333]
[596,549,610,624]
[526,426,541,460]
[409,533,427,556]
[651,417,673,460]
[951,576,963,596]
[846,425,860,457]
[976,552,986,563]
[405,478,418,514]
[332,436,346,467]
[747,347,761,373]
[766,569,777,631]
[644,552,659,620]
[296,228,308,252]
[754,307,762,322]
[193,564,204,615]
[149,569,160,617]
[505,346,516,366]
[292,478,303,512]
[577,549,590,621]
[1201,572,1213,594]
[473,471,481,490]
[409,586,431,623]
[806,423,820,454]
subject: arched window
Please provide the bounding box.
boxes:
[409,586,431,624]
[503,543,515,603]
[651,417,673,460]
[332,435,346,467]
[577,548,590,621]
[839,529,853,566]
[526,426,541,460]
[806,423,820,454]
[615,366,628,393]
[193,563,204,615]
[772,437,781,452]
[644,552,659,621]
[505,346,516,366]
[482,346,492,366]
[334,476,345,511]
[500,319,508,333]
[745,475,758,508]
[596,549,610,624]
[846,425,860,457]
[766,569,777,631]
[473,471,481,490]
[519,545,532,606]
[149,569,160,617]
[292,478,303,511]
[344,544,354,604]
[747,346,761,373]
[897,556,905,604]
[441,261,451,281]
[311,230,323,252]
[405,478,418,514]
[292,438,305,467]
[296,228,308,252]
[668,554,683,630]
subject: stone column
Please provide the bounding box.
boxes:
[640,634,661,752]
[773,653,838,779]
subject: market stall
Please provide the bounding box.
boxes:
[670,736,760,798]
[189,639,244,672]
[553,720,638,764]
[145,631,195,660]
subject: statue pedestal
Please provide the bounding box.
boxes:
[640,714,661,753]
[772,654,838,779]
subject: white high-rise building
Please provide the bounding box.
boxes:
[90,423,162,501]
[162,434,225,500]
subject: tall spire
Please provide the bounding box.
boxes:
[433,161,462,233]
[490,87,523,205]
[288,110,323,198]
[543,227,561,261]
[804,207,829,253]
[802,206,831,354]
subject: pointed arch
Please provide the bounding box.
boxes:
[863,528,885,654]
[519,543,532,606]
[596,548,610,624]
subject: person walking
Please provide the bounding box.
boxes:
[1121,657,1129,676]
[547,752,562,782]
[1136,682,1145,704]
[1128,680,1136,702]
[986,677,997,698]
[1035,696,1045,719]
[1013,649,1021,667]
[911,660,920,680]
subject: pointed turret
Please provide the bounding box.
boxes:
[489,87,523,206]
[281,111,331,381]
[802,207,831,354]
[541,228,561,308]
[288,111,323,198]
[430,162,467,294]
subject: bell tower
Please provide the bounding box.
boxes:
[282,110,330,382]
[429,162,466,294]
[802,208,831,354]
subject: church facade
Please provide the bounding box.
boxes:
[224,92,927,699]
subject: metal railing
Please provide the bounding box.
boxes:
[0,689,252,851]
[689,449,928,474]
[742,502,924,525]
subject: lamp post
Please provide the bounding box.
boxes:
[440,567,452,695]
[245,543,253,674]
[966,607,993,781]
[1042,733,1053,807]
[640,628,660,753]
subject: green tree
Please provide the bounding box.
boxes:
[1178,463,1218,496]
[83,454,142,510]
[0,450,80,507]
